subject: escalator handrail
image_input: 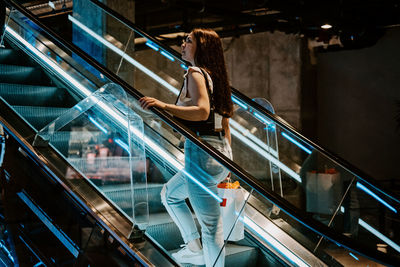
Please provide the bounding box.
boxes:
[88,0,400,205]
[4,0,399,265]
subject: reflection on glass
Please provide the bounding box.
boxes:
[34,83,148,231]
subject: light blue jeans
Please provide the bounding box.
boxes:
[161,135,232,267]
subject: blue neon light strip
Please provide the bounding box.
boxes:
[181,64,188,70]
[231,96,248,110]
[340,206,400,254]
[17,192,80,258]
[68,15,180,96]
[18,236,41,263]
[5,27,92,96]
[145,41,159,51]
[231,127,301,182]
[359,219,400,253]
[349,252,359,261]
[281,132,312,154]
[114,138,129,153]
[0,240,14,264]
[160,50,175,61]
[242,216,308,267]
[229,120,278,157]
[88,116,108,134]
[182,169,223,203]
[356,182,397,213]
[253,112,272,125]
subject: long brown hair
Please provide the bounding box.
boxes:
[192,28,233,118]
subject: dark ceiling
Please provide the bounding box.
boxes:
[23,0,400,49]
[134,0,400,48]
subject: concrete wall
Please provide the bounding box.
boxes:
[315,28,400,181]
[223,31,302,130]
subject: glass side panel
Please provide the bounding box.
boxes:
[69,0,183,105]
[4,6,152,234]
[34,83,148,230]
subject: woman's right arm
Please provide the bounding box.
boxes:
[139,70,210,121]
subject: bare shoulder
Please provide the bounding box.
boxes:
[187,68,206,84]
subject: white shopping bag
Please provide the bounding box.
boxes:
[218,181,245,241]
[306,169,342,214]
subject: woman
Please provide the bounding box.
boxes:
[139,28,233,267]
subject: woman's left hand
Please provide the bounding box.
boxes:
[139,96,167,110]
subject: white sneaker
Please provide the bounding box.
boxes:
[172,244,205,265]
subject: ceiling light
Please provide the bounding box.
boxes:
[321,24,332,29]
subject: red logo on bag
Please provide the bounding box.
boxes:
[220,198,227,207]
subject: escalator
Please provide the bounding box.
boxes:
[0,0,399,266]
[0,22,289,267]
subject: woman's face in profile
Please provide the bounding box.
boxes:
[181,32,196,64]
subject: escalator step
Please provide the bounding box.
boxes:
[169,243,258,267]
[0,83,76,107]
[0,64,50,85]
[0,49,31,66]
[146,213,185,250]
[12,105,69,130]
[100,184,165,214]
[48,131,72,156]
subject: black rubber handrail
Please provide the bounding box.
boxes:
[89,0,400,204]
[4,0,399,265]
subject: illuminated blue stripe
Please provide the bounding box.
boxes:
[68,15,180,95]
[281,132,312,154]
[253,112,272,125]
[6,26,92,96]
[359,219,400,253]
[18,236,41,263]
[17,192,80,258]
[0,240,14,263]
[231,127,301,182]
[88,116,108,134]
[356,182,397,213]
[181,64,188,70]
[230,120,279,158]
[241,216,309,267]
[145,41,159,51]
[231,96,248,110]
[349,252,359,261]
[182,169,223,203]
[114,138,129,153]
[74,105,83,111]
[160,50,175,61]
[340,206,400,253]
